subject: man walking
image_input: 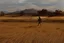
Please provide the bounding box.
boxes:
[38,16,42,26]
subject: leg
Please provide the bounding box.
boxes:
[37,22,39,26]
[37,22,41,26]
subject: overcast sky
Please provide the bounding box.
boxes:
[0,0,64,12]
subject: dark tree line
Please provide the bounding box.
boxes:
[0,9,64,16]
[37,9,64,16]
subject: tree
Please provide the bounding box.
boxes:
[54,10,62,16]
[20,11,24,16]
[38,9,48,16]
[0,11,4,16]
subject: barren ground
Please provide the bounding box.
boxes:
[0,16,64,43]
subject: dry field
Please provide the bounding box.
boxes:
[0,16,64,22]
[0,16,64,43]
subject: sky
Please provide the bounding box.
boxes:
[0,0,64,12]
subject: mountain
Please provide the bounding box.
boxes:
[23,8,38,14]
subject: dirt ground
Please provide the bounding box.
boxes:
[0,22,64,43]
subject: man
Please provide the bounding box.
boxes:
[38,16,42,26]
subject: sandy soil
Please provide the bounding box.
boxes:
[0,22,64,43]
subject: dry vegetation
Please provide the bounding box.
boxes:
[0,16,64,22]
[0,16,64,43]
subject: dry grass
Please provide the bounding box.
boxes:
[0,16,64,22]
[0,16,64,43]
